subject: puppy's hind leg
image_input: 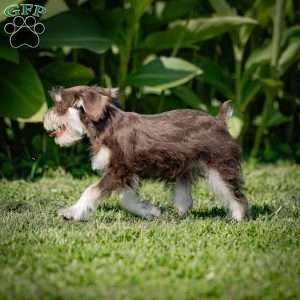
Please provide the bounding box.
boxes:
[172,178,193,217]
[207,169,248,221]
[120,187,161,219]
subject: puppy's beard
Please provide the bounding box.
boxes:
[44,107,85,147]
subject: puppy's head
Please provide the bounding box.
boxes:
[43,85,119,147]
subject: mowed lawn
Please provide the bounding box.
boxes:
[0,164,299,300]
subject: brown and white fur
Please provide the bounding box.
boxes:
[43,85,249,222]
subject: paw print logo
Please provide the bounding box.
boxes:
[4,16,45,48]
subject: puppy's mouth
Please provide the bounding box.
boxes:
[49,125,66,138]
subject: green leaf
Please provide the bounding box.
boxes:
[255,107,292,128]
[18,102,48,123]
[278,37,300,76]
[266,110,292,128]
[40,11,112,54]
[129,0,152,20]
[281,25,300,47]
[244,0,274,26]
[196,57,234,99]
[160,0,198,22]
[209,0,236,16]
[228,116,243,138]
[142,16,257,50]
[244,41,271,76]
[0,0,23,22]
[141,26,195,50]
[0,57,46,121]
[178,16,257,39]
[41,62,94,86]
[259,78,283,90]
[173,86,207,110]
[241,79,261,111]
[127,57,202,92]
[0,41,19,63]
[41,0,69,19]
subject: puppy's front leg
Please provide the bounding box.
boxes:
[59,182,102,221]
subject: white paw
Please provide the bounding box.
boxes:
[150,206,161,218]
[175,204,192,217]
[58,205,89,221]
[231,208,245,222]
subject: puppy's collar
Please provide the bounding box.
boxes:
[92,104,118,132]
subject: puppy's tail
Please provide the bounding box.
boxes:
[217,100,233,126]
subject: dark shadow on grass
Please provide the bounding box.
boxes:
[250,204,273,219]
[97,203,274,222]
[191,207,227,219]
[191,204,273,220]
[0,201,32,212]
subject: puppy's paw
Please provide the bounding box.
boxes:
[150,206,162,218]
[175,205,192,218]
[58,205,89,221]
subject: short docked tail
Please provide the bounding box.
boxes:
[217,100,233,126]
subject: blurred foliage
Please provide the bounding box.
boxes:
[0,0,300,178]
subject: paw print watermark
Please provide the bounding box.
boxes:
[3,4,46,49]
[4,16,45,48]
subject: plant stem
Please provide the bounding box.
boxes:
[118,11,140,108]
[99,54,105,86]
[235,59,242,111]
[271,0,284,71]
[250,89,273,158]
[250,0,284,158]
[171,15,191,57]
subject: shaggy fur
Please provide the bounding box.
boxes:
[43,85,249,221]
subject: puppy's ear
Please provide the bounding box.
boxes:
[103,87,121,107]
[79,89,109,122]
[49,87,63,102]
[102,88,120,99]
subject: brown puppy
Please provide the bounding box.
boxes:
[43,85,249,221]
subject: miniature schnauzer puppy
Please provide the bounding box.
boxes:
[43,85,249,221]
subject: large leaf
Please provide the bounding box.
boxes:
[196,58,234,98]
[172,86,207,110]
[0,57,46,121]
[141,16,257,50]
[41,62,94,86]
[160,0,199,23]
[41,0,69,19]
[127,57,202,92]
[40,11,112,54]
[0,38,19,63]
[0,0,23,22]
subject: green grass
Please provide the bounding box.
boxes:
[0,164,299,300]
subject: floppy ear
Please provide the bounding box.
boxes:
[79,89,110,122]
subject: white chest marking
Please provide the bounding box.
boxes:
[91,146,111,170]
